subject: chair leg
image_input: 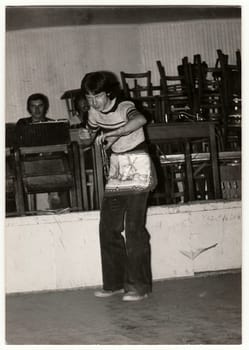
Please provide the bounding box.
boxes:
[86,170,94,210]
[68,144,79,211]
[13,149,26,215]
[185,142,195,201]
[79,147,90,211]
[71,142,83,210]
[28,194,37,211]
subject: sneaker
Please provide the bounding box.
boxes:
[94,289,124,298]
[122,291,148,302]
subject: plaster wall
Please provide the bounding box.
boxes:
[5,201,241,294]
[6,18,240,123]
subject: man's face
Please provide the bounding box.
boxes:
[77,98,89,112]
[29,99,46,122]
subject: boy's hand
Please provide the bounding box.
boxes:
[95,134,105,146]
[95,134,118,150]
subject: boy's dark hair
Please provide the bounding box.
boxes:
[27,93,49,114]
[81,71,121,100]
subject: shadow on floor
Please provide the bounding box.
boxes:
[6,271,241,345]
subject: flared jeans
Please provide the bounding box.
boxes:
[99,191,152,295]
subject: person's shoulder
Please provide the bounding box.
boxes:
[117,99,136,110]
[16,117,32,126]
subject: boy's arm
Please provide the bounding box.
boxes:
[100,113,146,142]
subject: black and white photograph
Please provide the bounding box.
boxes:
[2,1,246,347]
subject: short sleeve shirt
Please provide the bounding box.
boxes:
[88,99,145,153]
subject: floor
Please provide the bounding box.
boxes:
[5,271,241,345]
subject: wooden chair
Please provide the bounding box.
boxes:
[216,49,241,106]
[215,49,241,150]
[156,60,193,122]
[5,123,25,216]
[193,55,226,116]
[178,56,196,110]
[120,71,163,123]
[120,71,153,99]
[146,122,221,204]
[15,120,83,214]
[15,144,81,214]
[190,54,226,151]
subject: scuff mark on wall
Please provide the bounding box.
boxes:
[180,243,218,260]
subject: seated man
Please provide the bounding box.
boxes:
[16,93,68,211]
[16,93,53,126]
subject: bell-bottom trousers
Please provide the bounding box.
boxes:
[99,191,152,295]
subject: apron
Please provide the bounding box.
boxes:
[105,150,157,195]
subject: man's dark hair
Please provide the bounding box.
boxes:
[27,93,49,114]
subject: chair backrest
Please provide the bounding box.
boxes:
[156,60,193,121]
[6,123,17,148]
[120,71,153,99]
[16,120,70,147]
[191,54,226,133]
[120,71,164,123]
[193,54,222,92]
[14,142,81,214]
[216,49,240,105]
[157,60,185,93]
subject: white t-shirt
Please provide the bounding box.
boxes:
[88,99,145,153]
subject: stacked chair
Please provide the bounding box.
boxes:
[150,50,241,204]
[119,50,241,205]
[215,49,241,150]
[157,58,194,123]
[120,71,163,123]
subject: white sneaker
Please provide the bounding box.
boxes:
[94,289,124,298]
[122,291,148,302]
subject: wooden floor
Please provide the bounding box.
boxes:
[5,271,241,345]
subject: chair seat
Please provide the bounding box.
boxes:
[23,174,73,193]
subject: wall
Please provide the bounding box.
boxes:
[140,19,241,82]
[6,24,141,122]
[5,18,241,123]
[5,201,241,294]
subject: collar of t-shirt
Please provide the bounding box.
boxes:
[100,97,120,114]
